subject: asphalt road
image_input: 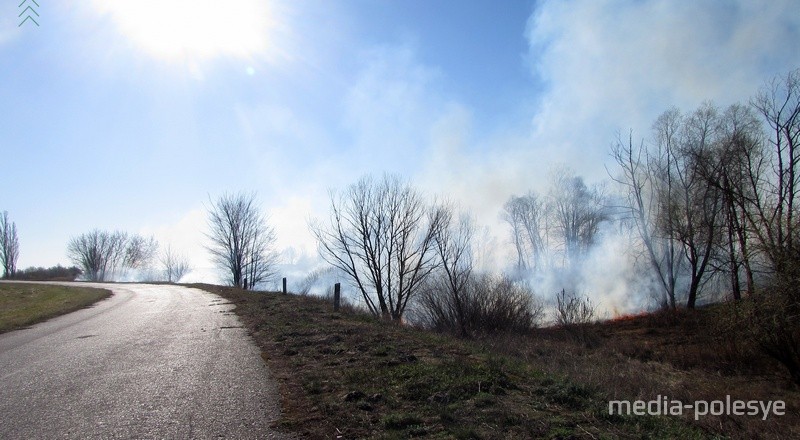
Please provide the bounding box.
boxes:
[0,283,292,439]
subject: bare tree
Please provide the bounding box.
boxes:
[206,192,277,290]
[431,207,475,336]
[503,192,548,274]
[67,230,157,281]
[503,197,529,272]
[671,103,723,309]
[612,104,728,309]
[0,211,19,279]
[310,174,446,321]
[696,104,764,299]
[548,169,609,268]
[736,69,800,385]
[160,245,192,283]
[124,235,159,271]
[67,230,124,281]
[748,68,800,276]
[502,170,607,283]
[611,133,681,309]
[297,266,336,296]
[651,109,685,308]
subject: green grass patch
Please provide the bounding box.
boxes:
[382,412,424,430]
[0,283,111,333]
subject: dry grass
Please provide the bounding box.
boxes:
[192,284,713,439]
[0,282,111,333]
[492,306,800,440]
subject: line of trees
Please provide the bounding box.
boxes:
[502,168,610,277]
[603,69,800,382]
[64,231,196,283]
[2,209,191,283]
[4,192,272,286]
[310,174,543,335]
[66,230,159,282]
[611,104,730,309]
[298,67,794,340]
[11,265,82,281]
[611,68,800,309]
[46,68,800,379]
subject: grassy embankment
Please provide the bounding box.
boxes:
[0,283,111,333]
[193,283,800,439]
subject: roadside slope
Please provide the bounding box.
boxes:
[194,284,711,439]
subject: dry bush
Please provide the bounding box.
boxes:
[474,274,546,333]
[554,289,597,346]
[727,274,800,384]
[412,273,544,336]
[555,289,596,326]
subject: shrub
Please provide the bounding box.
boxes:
[412,273,544,336]
[12,265,82,281]
[735,275,800,384]
[555,289,596,327]
[554,289,597,346]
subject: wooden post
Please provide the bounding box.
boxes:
[282,277,287,294]
[334,283,341,312]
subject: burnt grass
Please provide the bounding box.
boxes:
[190,284,799,439]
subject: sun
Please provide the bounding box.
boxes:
[92,0,277,62]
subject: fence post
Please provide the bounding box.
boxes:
[282,277,287,294]
[334,283,341,312]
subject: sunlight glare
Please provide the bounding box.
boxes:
[93,0,276,62]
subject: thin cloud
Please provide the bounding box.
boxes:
[343,44,446,175]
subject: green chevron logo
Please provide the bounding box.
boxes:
[18,0,40,27]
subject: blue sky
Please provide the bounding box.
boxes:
[1,0,799,285]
